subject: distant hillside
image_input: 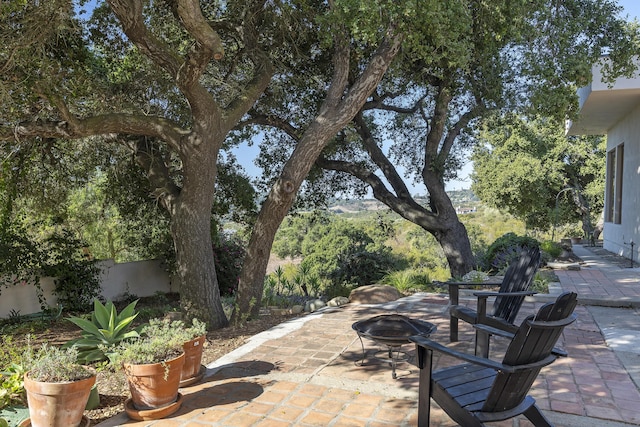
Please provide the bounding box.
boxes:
[328,190,479,214]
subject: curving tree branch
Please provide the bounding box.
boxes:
[241,114,301,141]
[0,114,187,153]
[107,0,182,76]
[131,137,182,213]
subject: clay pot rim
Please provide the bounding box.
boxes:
[24,370,96,385]
[122,351,185,369]
[183,335,206,347]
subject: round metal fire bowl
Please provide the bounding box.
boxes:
[352,314,436,347]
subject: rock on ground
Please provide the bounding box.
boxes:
[348,285,402,304]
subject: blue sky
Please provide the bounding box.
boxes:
[619,0,640,20]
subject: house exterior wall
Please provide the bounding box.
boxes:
[0,259,174,319]
[603,102,640,261]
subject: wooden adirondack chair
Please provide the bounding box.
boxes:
[410,292,577,427]
[448,246,541,347]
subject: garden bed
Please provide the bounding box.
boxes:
[0,294,299,426]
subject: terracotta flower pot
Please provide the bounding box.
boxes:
[123,352,185,411]
[24,372,96,427]
[180,335,206,386]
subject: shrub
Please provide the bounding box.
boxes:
[213,234,246,297]
[429,266,452,282]
[323,282,354,300]
[0,224,101,313]
[330,250,402,287]
[110,319,186,367]
[381,269,432,293]
[540,240,562,259]
[261,264,320,307]
[0,336,28,409]
[483,233,539,273]
[24,344,94,383]
[0,227,47,310]
[0,362,26,409]
[40,228,103,313]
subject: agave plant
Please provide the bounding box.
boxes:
[64,299,142,363]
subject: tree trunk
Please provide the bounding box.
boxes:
[570,184,593,238]
[234,179,294,321]
[316,110,477,279]
[171,142,228,330]
[234,123,341,321]
[431,220,475,277]
[382,190,475,278]
[232,31,403,322]
[171,204,227,329]
[422,136,475,277]
[593,210,604,240]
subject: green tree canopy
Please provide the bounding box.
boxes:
[0,0,287,328]
[1,0,404,326]
[273,212,401,290]
[471,115,605,233]
[240,0,638,278]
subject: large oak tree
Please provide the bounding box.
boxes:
[246,0,638,277]
[0,0,290,328]
[232,1,403,319]
[1,0,402,326]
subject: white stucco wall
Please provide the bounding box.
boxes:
[603,102,640,262]
[0,259,174,319]
[98,259,175,302]
[0,277,58,319]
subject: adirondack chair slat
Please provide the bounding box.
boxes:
[485,370,539,411]
[411,292,577,427]
[433,364,489,385]
[444,377,494,402]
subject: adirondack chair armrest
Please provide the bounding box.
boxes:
[472,290,537,297]
[475,316,576,357]
[412,335,559,374]
[474,323,518,339]
[410,335,513,372]
[445,281,503,288]
[442,280,504,306]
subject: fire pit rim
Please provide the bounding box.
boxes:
[352,313,436,346]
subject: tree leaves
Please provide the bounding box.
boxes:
[471,114,605,230]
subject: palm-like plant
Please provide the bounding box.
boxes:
[64,299,142,363]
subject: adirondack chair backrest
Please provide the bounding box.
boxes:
[482,292,577,412]
[491,246,541,323]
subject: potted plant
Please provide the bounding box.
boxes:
[178,318,207,387]
[23,344,95,427]
[110,319,186,421]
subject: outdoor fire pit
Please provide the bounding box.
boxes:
[352,314,436,378]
